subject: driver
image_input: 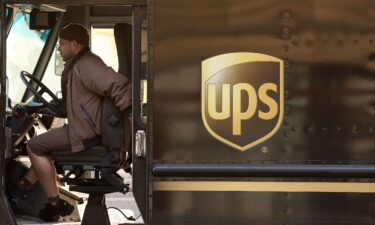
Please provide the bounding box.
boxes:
[9,23,132,221]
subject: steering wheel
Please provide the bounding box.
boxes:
[20,71,66,117]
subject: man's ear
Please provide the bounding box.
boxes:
[71,40,78,49]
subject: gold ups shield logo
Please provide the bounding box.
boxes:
[202,53,284,151]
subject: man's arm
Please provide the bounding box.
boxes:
[75,55,132,111]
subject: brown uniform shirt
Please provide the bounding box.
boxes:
[65,51,132,152]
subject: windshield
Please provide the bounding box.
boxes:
[7,12,50,103]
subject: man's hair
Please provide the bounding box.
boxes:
[59,23,89,46]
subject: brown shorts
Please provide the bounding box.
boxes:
[27,125,71,156]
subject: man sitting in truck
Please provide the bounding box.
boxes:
[8,23,132,221]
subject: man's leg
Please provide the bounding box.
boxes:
[26,147,59,198]
[18,158,55,190]
[24,126,74,221]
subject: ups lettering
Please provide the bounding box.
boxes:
[207,83,278,136]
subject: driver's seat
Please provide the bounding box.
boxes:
[51,97,130,225]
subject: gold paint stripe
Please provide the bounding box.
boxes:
[153,181,375,193]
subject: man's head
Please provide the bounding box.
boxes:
[58,23,89,62]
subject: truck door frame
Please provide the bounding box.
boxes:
[0,3,17,225]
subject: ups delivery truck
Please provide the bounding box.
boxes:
[1,1,375,225]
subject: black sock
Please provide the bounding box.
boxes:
[48,195,61,207]
[16,178,33,191]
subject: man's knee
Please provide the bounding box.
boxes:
[26,143,36,156]
[27,141,47,156]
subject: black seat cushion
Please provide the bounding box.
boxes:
[51,146,109,164]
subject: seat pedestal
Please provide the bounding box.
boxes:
[81,194,110,225]
[70,184,122,225]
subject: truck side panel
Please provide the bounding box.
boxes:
[149,0,375,224]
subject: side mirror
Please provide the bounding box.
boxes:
[29,9,56,30]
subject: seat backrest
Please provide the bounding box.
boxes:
[96,22,132,153]
[101,23,132,151]
[101,97,123,150]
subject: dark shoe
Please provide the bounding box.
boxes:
[38,199,74,222]
[5,185,28,207]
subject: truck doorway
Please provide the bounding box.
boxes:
[0,3,148,225]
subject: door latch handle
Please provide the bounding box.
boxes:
[135,130,146,158]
